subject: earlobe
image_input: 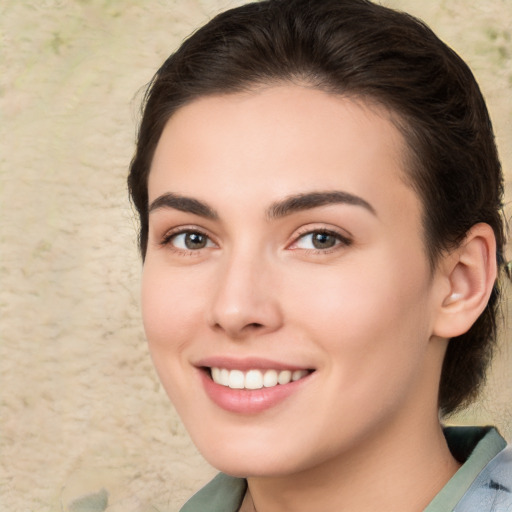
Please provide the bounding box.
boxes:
[433,223,497,338]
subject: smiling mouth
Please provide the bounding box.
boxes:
[207,367,313,390]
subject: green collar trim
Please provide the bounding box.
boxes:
[424,426,506,511]
[180,473,247,512]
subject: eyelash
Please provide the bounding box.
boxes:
[160,227,352,255]
[289,227,352,254]
[160,227,216,256]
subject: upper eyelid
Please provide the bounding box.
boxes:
[162,224,212,237]
[295,232,349,244]
[292,224,353,240]
[286,226,353,252]
[160,225,217,245]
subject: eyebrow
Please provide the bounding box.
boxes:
[148,190,376,220]
[148,193,219,219]
[267,191,376,219]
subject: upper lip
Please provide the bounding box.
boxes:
[194,356,313,372]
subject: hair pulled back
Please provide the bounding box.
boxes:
[128,0,507,416]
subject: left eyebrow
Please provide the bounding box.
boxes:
[266,191,376,219]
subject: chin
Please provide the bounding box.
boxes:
[196,442,271,477]
[192,428,329,479]
[203,453,296,479]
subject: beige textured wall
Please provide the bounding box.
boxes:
[1,1,510,511]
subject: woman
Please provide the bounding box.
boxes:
[128,0,511,510]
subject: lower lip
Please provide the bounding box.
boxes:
[199,369,312,414]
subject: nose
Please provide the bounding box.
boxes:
[207,251,283,339]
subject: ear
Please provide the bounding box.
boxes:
[433,223,497,338]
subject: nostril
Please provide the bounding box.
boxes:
[247,322,264,329]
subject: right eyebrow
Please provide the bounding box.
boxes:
[148,193,219,220]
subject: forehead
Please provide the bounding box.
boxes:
[149,85,421,226]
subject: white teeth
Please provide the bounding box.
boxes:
[277,370,292,385]
[245,370,263,389]
[292,370,305,381]
[210,367,309,389]
[228,369,245,389]
[263,369,278,388]
[211,367,220,382]
[219,368,230,386]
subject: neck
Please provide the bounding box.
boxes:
[245,413,460,512]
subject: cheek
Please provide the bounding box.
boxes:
[141,263,204,413]
[141,262,203,355]
[285,249,433,366]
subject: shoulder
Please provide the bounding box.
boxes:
[454,444,512,511]
[179,473,247,512]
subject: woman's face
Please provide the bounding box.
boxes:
[142,86,448,477]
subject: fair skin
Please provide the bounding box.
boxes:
[142,85,496,511]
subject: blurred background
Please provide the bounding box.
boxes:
[1,1,511,511]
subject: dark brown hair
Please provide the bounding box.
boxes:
[128,0,506,415]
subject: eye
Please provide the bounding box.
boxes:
[291,230,351,251]
[165,230,216,250]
